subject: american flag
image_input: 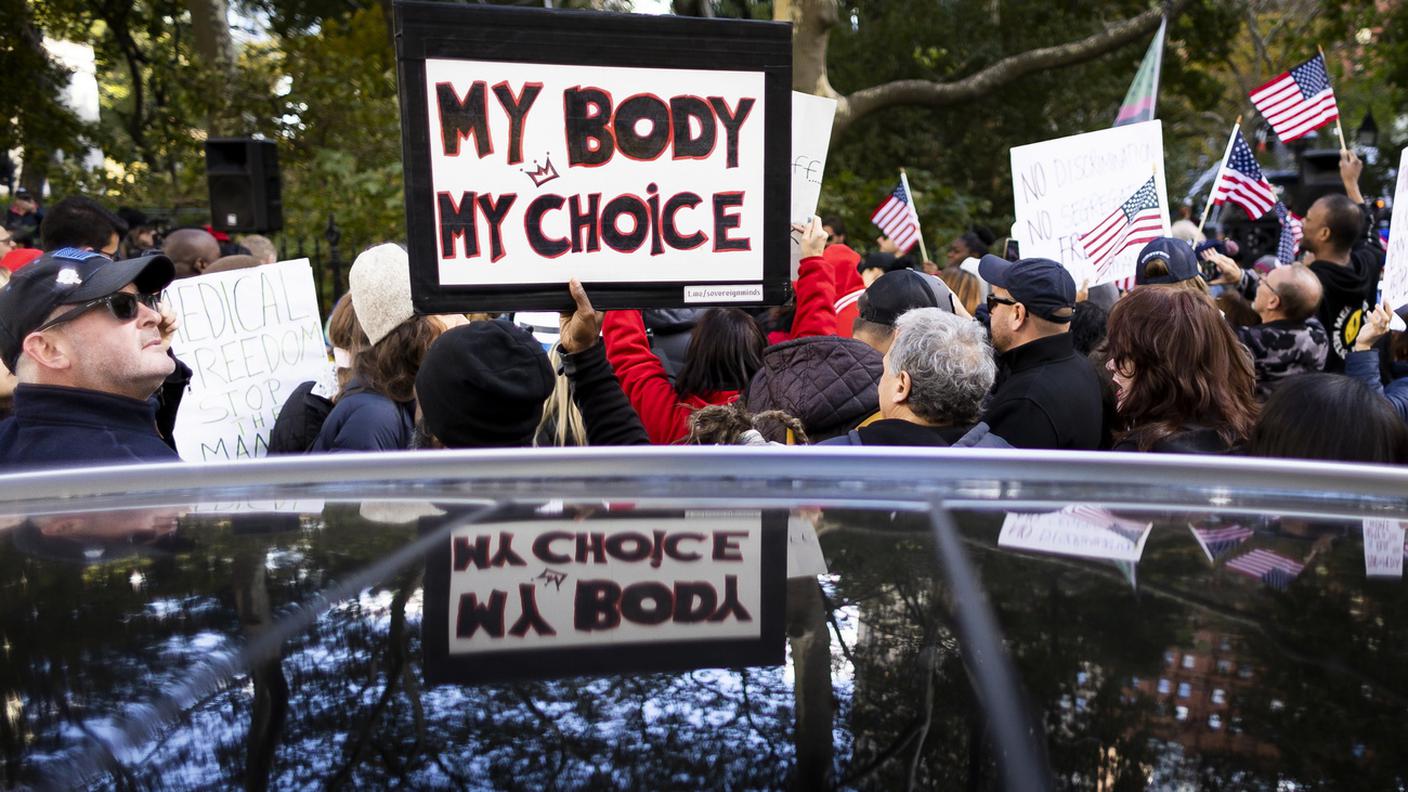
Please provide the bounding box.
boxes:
[1211,132,1277,219]
[1226,548,1304,591]
[870,182,921,254]
[1190,524,1253,564]
[1248,54,1340,143]
[1275,203,1304,264]
[1079,176,1164,279]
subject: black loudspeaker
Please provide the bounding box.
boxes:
[205,138,282,233]
[1287,148,1346,217]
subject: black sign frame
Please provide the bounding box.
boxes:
[394,1,793,313]
[421,509,788,686]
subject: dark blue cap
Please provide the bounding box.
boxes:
[977,254,1076,323]
[0,247,174,370]
[1134,238,1199,285]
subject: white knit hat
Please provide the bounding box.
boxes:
[349,243,415,346]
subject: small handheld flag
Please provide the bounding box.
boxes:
[1114,16,1166,126]
[1248,53,1340,143]
[1275,203,1303,265]
[1210,132,1278,220]
[870,179,922,256]
[1078,176,1164,280]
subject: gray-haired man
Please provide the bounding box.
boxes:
[821,308,1010,447]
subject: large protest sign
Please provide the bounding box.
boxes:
[168,259,335,461]
[421,511,786,684]
[1380,149,1408,311]
[790,91,837,278]
[395,4,791,312]
[1010,121,1170,286]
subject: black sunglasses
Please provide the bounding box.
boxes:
[35,292,162,332]
[986,294,1019,312]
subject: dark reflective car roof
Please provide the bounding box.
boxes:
[2,448,1406,790]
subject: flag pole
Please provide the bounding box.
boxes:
[898,168,931,263]
[1198,116,1243,236]
[1318,44,1349,151]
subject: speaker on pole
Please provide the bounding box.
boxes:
[205,138,282,233]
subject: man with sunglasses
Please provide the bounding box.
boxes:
[0,247,179,468]
[977,255,1103,450]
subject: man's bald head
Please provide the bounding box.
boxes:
[163,229,221,279]
[1262,263,1323,322]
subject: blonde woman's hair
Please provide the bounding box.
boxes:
[533,345,586,447]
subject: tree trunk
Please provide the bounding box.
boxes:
[186,0,238,135]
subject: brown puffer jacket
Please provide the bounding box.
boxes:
[743,336,884,443]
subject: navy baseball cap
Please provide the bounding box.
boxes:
[1134,238,1199,285]
[0,247,174,371]
[858,269,953,325]
[977,254,1076,323]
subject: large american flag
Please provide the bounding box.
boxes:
[1275,203,1304,265]
[870,182,921,254]
[1248,54,1340,143]
[1211,132,1277,219]
[1226,548,1305,591]
[1190,524,1254,564]
[1079,176,1164,280]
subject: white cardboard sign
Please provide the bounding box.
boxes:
[1010,121,1170,286]
[1380,149,1408,314]
[167,259,335,461]
[788,92,837,278]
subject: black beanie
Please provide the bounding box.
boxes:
[415,320,554,448]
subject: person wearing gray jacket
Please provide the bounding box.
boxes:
[821,307,1010,448]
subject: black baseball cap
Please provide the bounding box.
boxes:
[858,269,953,325]
[0,247,174,371]
[1135,238,1199,285]
[857,252,899,274]
[977,254,1076,323]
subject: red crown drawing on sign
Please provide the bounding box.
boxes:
[523,154,560,188]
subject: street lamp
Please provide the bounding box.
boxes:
[1356,111,1378,149]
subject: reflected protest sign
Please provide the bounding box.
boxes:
[789,91,837,279]
[167,259,334,461]
[999,506,1152,563]
[1010,121,1170,286]
[422,511,786,685]
[1362,519,1405,579]
[395,3,791,312]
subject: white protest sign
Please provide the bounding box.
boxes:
[444,515,767,655]
[1362,518,1405,579]
[999,506,1152,563]
[786,514,828,578]
[423,58,765,287]
[1010,121,1170,286]
[789,91,837,279]
[1380,149,1408,317]
[168,259,335,461]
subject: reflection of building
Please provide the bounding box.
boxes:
[1123,629,1276,758]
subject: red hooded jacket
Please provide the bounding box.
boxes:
[602,310,737,445]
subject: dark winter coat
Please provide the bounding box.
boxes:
[310,377,414,452]
[0,384,181,469]
[744,335,884,442]
[981,333,1103,450]
[819,419,1010,448]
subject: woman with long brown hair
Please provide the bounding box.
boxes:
[1105,287,1258,453]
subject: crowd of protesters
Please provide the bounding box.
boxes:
[2,145,1407,471]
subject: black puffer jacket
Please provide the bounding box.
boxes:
[744,336,883,442]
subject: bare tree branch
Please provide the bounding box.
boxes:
[816,0,1189,139]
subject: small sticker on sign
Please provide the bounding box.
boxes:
[684,284,763,304]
